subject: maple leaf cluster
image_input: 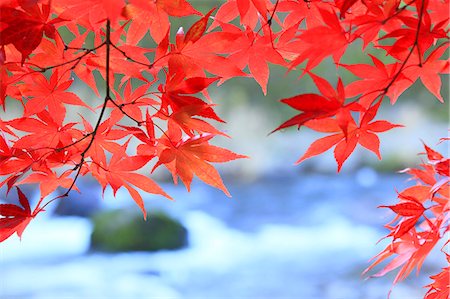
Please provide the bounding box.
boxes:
[0,0,448,297]
[364,143,449,299]
[0,0,249,220]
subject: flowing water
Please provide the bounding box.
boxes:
[0,171,444,299]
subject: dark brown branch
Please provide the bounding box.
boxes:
[249,0,280,50]
[62,20,112,197]
[381,0,425,95]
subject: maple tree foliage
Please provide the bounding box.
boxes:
[364,142,449,299]
[0,0,448,297]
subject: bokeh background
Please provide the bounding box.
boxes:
[1,1,449,298]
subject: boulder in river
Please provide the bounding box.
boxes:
[90,210,188,252]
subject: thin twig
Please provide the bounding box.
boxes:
[109,98,143,125]
[111,43,154,68]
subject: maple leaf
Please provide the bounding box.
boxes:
[129,111,158,158]
[425,258,450,299]
[124,0,201,44]
[79,116,130,164]
[168,106,227,137]
[156,71,226,136]
[91,141,171,219]
[296,101,401,170]
[8,110,83,151]
[0,187,36,242]
[401,142,449,186]
[225,25,285,94]
[110,80,159,123]
[0,1,62,63]
[366,139,448,296]
[85,40,149,86]
[0,147,38,192]
[365,223,441,285]
[19,70,91,125]
[274,94,341,132]
[276,0,327,30]
[20,168,74,199]
[273,76,361,133]
[54,0,125,30]
[158,10,245,80]
[350,2,406,49]
[153,129,246,196]
[0,45,26,107]
[403,45,450,102]
[380,194,426,239]
[421,143,450,177]
[337,0,359,18]
[289,7,351,72]
[377,9,448,61]
[27,33,66,68]
[342,55,413,106]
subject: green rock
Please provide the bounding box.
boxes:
[90,210,188,252]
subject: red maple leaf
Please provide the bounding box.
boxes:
[54,0,125,30]
[380,194,426,239]
[226,25,285,94]
[377,9,448,61]
[153,128,246,196]
[289,7,351,72]
[8,110,82,152]
[425,257,450,299]
[124,0,201,44]
[403,45,450,102]
[156,70,225,136]
[364,227,441,285]
[91,140,171,219]
[19,70,91,125]
[0,188,36,242]
[0,1,62,63]
[79,116,130,164]
[296,101,401,170]
[157,9,245,80]
[110,80,159,123]
[342,55,412,106]
[350,0,406,49]
[273,75,361,133]
[20,168,74,199]
[210,0,269,30]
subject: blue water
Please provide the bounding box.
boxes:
[0,171,444,299]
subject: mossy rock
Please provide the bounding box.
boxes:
[90,210,188,252]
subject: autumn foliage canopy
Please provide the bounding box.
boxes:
[0,0,448,297]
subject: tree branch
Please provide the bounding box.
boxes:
[62,20,112,197]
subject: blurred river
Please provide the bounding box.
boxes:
[1,171,445,299]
